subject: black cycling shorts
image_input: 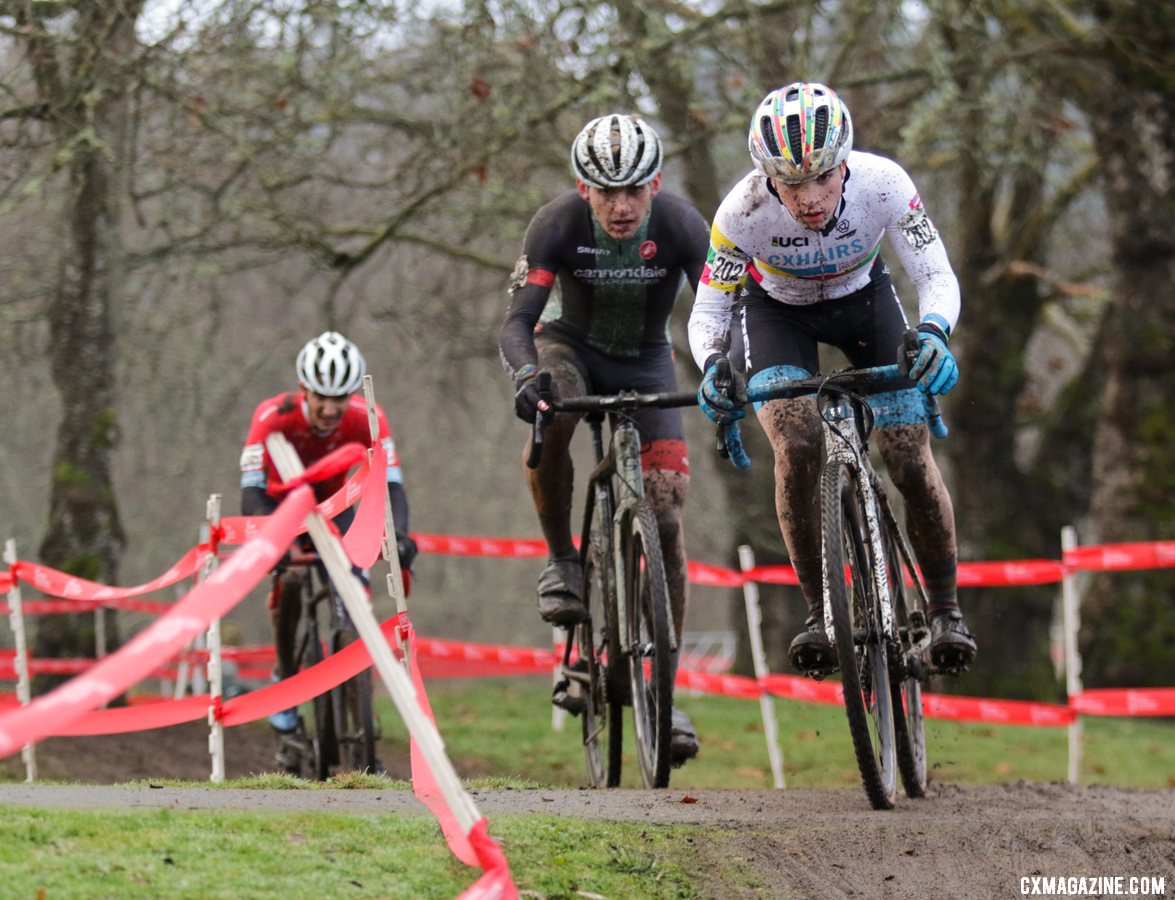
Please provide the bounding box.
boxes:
[736,257,911,377]
[535,330,688,475]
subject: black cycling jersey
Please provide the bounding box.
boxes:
[499,189,709,373]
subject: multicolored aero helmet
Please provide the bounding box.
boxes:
[571,114,663,189]
[296,331,366,397]
[748,82,853,183]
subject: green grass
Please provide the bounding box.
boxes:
[0,807,720,899]
[1,676,1171,898]
[381,676,1175,790]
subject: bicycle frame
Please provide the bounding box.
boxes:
[580,415,678,657]
[719,354,941,806]
[279,554,377,779]
[724,363,940,654]
[532,383,694,788]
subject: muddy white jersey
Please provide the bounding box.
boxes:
[688,151,960,370]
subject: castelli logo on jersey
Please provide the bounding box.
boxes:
[639,240,657,260]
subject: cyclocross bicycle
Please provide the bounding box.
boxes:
[275,552,379,780]
[528,375,696,789]
[717,334,948,809]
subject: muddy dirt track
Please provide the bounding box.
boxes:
[2,722,1173,899]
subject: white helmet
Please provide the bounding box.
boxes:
[570,114,663,189]
[296,331,366,397]
[748,82,853,183]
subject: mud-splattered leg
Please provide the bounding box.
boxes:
[875,423,957,607]
[756,396,826,613]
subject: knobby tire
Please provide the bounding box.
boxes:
[884,526,928,797]
[580,490,624,788]
[623,500,674,789]
[332,625,379,774]
[295,589,335,781]
[822,460,898,809]
[579,537,621,787]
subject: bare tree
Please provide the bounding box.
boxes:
[0,0,1169,686]
[0,2,147,677]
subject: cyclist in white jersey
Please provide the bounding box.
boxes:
[688,82,976,675]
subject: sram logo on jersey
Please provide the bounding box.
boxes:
[573,265,669,282]
[576,246,610,255]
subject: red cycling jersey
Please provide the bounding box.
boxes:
[240,391,402,502]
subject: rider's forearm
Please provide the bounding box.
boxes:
[498,283,549,376]
[890,222,961,334]
[687,281,737,371]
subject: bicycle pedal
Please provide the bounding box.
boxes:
[931,648,972,676]
[903,655,931,681]
[551,679,585,716]
[935,661,970,677]
[803,667,841,686]
[792,647,838,680]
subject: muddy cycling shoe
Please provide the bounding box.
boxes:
[788,620,839,679]
[536,558,586,626]
[929,609,977,673]
[670,708,699,767]
[274,746,300,775]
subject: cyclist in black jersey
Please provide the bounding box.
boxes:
[499,113,710,764]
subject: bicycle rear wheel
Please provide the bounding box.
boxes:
[822,460,898,809]
[884,526,928,798]
[623,500,673,789]
[332,627,379,774]
[295,592,335,781]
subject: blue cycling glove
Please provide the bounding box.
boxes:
[909,320,958,395]
[698,356,746,425]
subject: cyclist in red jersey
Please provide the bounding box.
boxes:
[240,331,416,734]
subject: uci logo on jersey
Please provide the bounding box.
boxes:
[770,236,810,248]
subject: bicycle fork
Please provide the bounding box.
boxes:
[819,400,895,650]
[611,424,678,657]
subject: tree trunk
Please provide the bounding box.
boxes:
[1080,22,1175,686]
[28,4,143,686]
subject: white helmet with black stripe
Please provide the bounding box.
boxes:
[296,331,366,397]
[570,114,663,189]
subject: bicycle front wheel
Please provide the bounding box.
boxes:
[822,460,898,809]
[295,594,335,781]
[623,500,674,789]
[579,534,623,787]
[332,628,379,775]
